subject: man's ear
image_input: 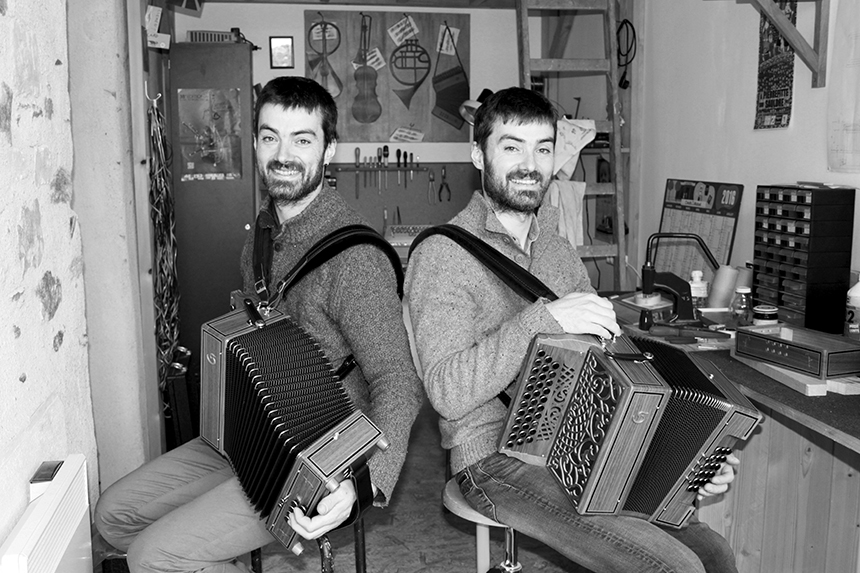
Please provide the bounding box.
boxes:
[324,140,337,165]
[470,142,484,172]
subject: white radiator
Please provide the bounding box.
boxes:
[0,454,92,573]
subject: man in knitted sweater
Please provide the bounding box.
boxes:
[404,87,740,573]
[95,77,423,573]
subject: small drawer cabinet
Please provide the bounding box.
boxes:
[753,184,855,334]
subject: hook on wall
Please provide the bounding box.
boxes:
[145,80,162,105]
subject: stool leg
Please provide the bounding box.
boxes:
[354,517,366,573]
[476,523,490,573]
[498,527,522,573]
[250,548,262,573]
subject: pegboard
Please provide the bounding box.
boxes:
[330,161,479,234]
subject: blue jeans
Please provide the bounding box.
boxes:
[94,438,273,573]
[457,453,738,573]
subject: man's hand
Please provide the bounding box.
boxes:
[545,293,622,338]
[289,479,357,540]
[697,453,740,500]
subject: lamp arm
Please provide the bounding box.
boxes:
[644,232,720,271]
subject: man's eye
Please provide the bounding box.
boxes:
[260,135,276,143]
[537,147,553,155]
[504,145,520,153]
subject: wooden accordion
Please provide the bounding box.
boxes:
[200,301,389,553]
[499,333,762,528]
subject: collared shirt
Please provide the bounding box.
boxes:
[478,193,541,256]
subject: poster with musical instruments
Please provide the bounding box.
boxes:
[304,11,470,143]
[177,88,243,181]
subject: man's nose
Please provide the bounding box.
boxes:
[276,142,294,163]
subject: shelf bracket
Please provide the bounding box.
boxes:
[748,0,829,88]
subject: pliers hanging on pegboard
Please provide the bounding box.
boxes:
[438,166,451,202]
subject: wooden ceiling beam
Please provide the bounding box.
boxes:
[747,0,829,87]
[202,0,517,8]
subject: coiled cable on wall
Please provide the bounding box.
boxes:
[147,88,181,392]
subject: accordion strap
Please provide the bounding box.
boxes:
[254,221,404,307]
[253,220,404,381]
[408,224,559,302]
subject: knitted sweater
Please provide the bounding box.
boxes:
[404,191,594,474]
[239,185,424,505]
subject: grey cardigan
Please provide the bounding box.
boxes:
[405,191,594,474]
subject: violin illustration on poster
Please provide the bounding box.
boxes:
[304,10,470,143]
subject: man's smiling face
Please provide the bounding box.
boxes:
[471,119,556,214]
[254,103,334,206]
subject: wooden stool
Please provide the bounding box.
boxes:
[442,478,522,573]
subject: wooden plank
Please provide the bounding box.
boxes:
[825,445,860,573]
[748,0,828,87]
[515,0,531,88]
[796,426,834,573]
[528,0,608,10]
[583,182,615,196]
[731,351,829,396]
[576,244,617,258]
[732,408,770,573]
[530,57,610,73]
[760,409,801,572]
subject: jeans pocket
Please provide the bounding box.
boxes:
[456,466,499,522]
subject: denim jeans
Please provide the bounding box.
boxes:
[457,453,738,573]
[94,438,273,573]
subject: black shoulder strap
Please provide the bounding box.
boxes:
[408,224,558,302]
[253,221,403,382]
[273,223,404,301]
[254,221,404,304]
[408,224,558,409]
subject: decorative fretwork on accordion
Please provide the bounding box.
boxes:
[200,304,389,553]
[499,333,761,528]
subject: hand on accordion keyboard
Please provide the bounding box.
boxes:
[696,453,740,501]
[289,479,358,540]
[544,293,622,339]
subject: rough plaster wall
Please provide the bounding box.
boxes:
[0,0,98,541]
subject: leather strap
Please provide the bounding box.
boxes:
[252,219,404,380]
[334,457,374,530]
[408,224,559,302]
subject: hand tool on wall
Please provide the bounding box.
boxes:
[438,166,451,202]
[409,152,414,181]
[383,145,389,190]
[376,147,382,192]
[428,169,436,205]
[363,157,368,188]
[354,147,360,199]
[396,149,402,186]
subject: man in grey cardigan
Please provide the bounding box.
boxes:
[95,77,423,572]
[405,87,740,573]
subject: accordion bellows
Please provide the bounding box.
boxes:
[499,333,761,528]
[200,305,388,553]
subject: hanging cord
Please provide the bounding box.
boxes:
[616,19,637,89]
[147,85,181,392]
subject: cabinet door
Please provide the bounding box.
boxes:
[169,42,256,360]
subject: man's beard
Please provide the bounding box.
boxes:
[482,161,548,214]
[259,158,324,206]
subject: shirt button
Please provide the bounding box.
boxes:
[273,242,283,251]
[515,254,525,264]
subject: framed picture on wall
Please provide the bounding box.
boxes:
[269,36,294,69]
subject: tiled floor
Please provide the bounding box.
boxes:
[259,400,585,573]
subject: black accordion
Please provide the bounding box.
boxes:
[200,302,389,553]
[499,333,762,528]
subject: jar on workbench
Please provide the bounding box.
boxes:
[730,286,753,327]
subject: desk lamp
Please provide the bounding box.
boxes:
[641,232,720,323]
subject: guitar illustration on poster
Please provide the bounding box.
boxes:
[307,14,344,99]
